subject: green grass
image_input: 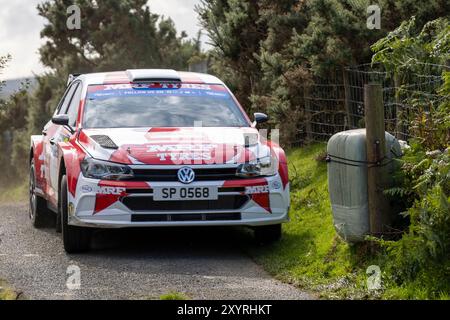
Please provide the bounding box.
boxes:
[246,143,449,299]
[247,143,362,298]
[159,291,190,300]
[0,280,20,300]
[0,180,27,203]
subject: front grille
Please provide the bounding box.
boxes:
[125,188,153,194]
[130,167,243,181]
[122,194,249,211]
[131,212,241,222]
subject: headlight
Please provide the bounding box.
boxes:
[236,155,278,177]
[80,158,134,180]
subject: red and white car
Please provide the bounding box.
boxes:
[29,69,290,252]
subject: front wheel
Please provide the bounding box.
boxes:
[254,224,282,244]
[60,175,91,253]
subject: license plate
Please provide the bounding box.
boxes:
[153,186,218,201]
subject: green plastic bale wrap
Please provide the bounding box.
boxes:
[327,129,402,242]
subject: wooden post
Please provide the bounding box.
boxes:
[364,83,390,237]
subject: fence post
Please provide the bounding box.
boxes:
[364,83,389,237]
[342,69,352,129]
[304,85,313,142]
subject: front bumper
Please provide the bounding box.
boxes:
[68,172,290,228]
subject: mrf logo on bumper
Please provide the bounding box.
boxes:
[82,185,126,195]
[245,185,269,194]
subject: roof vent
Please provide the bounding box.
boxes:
[126,69,181,83]
[90,135,118,149]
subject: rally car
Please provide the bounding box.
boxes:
[29,69,290,253]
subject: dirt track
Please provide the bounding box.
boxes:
[0,202,312,300]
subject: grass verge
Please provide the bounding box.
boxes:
[0,280,22,300]
[245,143,449,299]
[159,291,190,300]
[0,180,27,203]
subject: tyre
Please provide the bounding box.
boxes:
[254,224,282,244]
[29,159,52,228]
[60,175,91,253]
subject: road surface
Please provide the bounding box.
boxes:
[0,203,312,300]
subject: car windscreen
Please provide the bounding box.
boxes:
[83,83,249,128]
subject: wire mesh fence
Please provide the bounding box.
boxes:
[296,62,449,145]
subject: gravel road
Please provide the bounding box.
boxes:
[0,203,312,300]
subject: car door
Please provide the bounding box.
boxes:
[42,82,80,207]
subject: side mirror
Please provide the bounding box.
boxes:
[254,112,269,125]
[52,114,69,126]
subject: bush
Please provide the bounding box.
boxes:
[379,142,449,299]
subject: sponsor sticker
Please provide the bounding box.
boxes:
[245,185,269,194]
[81,185,126,195]
[81,185,93,193]
[88,88,229,100]
[97,186,126,195]
[271,180,282,190]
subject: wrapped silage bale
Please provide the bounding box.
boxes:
[327,129,402,243]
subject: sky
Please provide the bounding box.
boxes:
[0,0,204,80]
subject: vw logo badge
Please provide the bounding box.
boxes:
[177,167,195,184]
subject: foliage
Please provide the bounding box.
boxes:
[198,0,449,145]
[381,142,450,284]
[247,14,450,299]
[0,181,27,203]
[247,144,449,299]
[38,0,198,73]
[159,291,190,300]
[0,54,11,95]
[196,0,266,109]
[0,280,20,300]
[372,17,450,150]
[371,17,450,297]
[0,1,201,186]
[0,81,32,183]
[246,144,358,297]
[29,0,200,135]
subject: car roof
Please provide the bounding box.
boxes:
[76,69,225,86]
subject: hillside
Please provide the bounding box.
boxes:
[0,77,37,99]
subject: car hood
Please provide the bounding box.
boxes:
[78,127,271,165]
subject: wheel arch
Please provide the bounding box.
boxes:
[58,157,66,194]
[58,141,86,199]
[30,135,44,164]
[29,147,34,164]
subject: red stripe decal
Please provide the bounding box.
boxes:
[251,193,271,213]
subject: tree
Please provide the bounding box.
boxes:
[38,0,198,73]
[27,74,62,135]
[0,54,11,99]
[198,0,450,145]
[26,0,201,135]
[0,79,31,181]
[196,0,267,108]
[0,1,203,182]
[372,17,450,150]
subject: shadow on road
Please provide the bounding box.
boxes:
[88,226,256,257]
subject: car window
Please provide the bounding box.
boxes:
[57,83,78,115]
[83,84,249,128]
[65,83,82,126]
